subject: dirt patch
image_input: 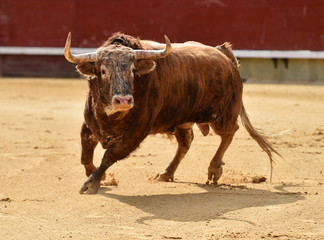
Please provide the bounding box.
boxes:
[1,78,323,239]
[251,176,267,183]
[102,174,119,187]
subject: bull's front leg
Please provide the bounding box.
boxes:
[79,142,136,194]
[80,123,101,178]
[79,149,116,194]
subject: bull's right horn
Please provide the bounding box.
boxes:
[134,35,172,60]
[64,32,97,64]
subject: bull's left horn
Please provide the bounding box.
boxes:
[134,35,172,60]
[64,32,97,64]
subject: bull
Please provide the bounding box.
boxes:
[64,32,280,194]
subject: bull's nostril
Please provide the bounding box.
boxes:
[127,97,133,105]
[114,98,121,105]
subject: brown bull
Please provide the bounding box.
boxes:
[64,32,280,194]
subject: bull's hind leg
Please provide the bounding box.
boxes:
[80,123,103,179]
[207,122,239,184]
[155,123,194,181]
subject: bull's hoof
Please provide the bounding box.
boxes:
[207,166,223,185]
[79,175,100,194]
[154,170,174,182]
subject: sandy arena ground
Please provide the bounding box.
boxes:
[0,78,323,240]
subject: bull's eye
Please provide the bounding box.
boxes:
[101,69,106,76]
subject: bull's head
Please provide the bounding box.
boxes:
[64,32,171,115]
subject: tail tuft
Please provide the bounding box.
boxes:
[240,104,282,182]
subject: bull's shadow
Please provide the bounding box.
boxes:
[99,183,304,224]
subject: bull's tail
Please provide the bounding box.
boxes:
[240,104,282,182]
[216,42,239,69]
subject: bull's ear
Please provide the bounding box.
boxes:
[76,63,96,76]
[134,60,156,76]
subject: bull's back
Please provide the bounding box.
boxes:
[149,44,243,134]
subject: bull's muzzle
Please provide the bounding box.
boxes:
[112,94,134,111]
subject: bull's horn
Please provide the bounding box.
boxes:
[64,32,97,64]
[134,35,172,60]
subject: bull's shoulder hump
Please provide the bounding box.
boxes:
[142,41,230,61]
[141,40,214,51]
[140,40,166,50]
[183,41,205,46]
[171,43,220,54]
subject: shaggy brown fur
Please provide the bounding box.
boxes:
[73,33,280,194]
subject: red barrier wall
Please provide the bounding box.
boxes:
[1,0,323,50]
